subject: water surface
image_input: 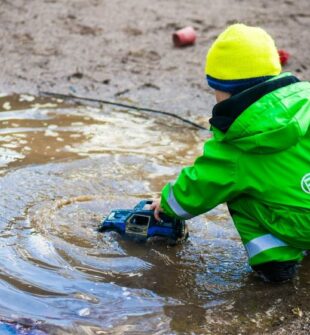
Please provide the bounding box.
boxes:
[0,94,309,334]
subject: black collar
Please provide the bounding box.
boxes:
[209,75,300,133]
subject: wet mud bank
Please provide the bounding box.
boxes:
[1,0,309,120]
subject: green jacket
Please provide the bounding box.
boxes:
[161,73,310,249]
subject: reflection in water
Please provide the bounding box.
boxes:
[0,95,309,334]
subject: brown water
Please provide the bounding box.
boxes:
[0,94,309,335]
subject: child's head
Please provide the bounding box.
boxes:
[205,23,281,101]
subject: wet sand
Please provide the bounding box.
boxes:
[1,0,309,121]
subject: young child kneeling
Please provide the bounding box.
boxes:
[151,23,310,283]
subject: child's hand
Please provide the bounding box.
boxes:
[149,199,163,221]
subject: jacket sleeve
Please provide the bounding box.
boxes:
[160,138,241,219]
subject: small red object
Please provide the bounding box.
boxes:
[278,49,290,66]
[173,26,197,47]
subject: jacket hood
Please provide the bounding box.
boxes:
[211,73,310,153]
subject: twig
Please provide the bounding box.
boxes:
[39,91,207,130]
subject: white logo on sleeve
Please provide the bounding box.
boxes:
[301,173,310,194]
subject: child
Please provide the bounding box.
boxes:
[151,23,310,282]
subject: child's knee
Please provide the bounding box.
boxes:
[251,261,298,283]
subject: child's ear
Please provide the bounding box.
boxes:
[215,90,231,103]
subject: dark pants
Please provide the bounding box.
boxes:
[252,261,298,282]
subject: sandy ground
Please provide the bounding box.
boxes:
[0,0,310,334]
[1,0,309,125]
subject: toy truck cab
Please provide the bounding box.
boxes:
[125,212,151,236]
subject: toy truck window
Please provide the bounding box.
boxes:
[130,215,150,226]
[107,212,116,220]
[108,211,128,220]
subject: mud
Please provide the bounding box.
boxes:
[1,0,309,122]
[0,0,310,334]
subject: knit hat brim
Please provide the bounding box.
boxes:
[206,75,275,94]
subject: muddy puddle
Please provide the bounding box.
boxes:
[0,94,309,334]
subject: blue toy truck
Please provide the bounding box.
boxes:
[99,200,188,243]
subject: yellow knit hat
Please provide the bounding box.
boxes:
[205,24,281,92]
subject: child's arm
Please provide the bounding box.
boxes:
[158,139,242,219]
